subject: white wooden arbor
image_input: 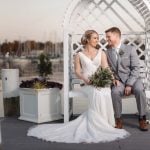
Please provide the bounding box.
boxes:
[63,0,150,122]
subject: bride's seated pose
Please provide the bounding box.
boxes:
[27,30,129,143]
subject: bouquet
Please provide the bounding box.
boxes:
[89,67,113,88]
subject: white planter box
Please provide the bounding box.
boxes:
[19,88,62,123]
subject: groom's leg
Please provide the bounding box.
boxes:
[111,82,125,118]
[132,79,148,131]
[132,79,147,117]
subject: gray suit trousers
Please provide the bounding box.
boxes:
[111,79,147,118]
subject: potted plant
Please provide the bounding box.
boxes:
[38,53,52,78]
[19,53,63,123]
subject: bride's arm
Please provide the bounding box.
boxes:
[74,53,90,84]
[101,51,115,80]
[101,50,109,68]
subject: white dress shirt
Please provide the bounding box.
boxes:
[113,42,122,59]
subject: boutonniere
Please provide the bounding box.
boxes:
[118,49,124,56]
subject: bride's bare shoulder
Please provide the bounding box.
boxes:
[99,49,106,55]
[101,50,108,58]
[101,49,106,54]
[74,50,82,60]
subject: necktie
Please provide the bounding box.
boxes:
[112,49,118,68]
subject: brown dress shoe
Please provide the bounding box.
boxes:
[139,119,148,131]
[115,118,123,129]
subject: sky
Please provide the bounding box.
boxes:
[0,0,147,42]
[0,0,71,42]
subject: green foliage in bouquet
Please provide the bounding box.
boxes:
[89,67,113,88]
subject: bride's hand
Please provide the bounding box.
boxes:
[84,79,91,85]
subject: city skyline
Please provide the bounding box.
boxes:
[0,0,71,42]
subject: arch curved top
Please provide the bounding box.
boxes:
[129,0,150,31]
[63,0,150,33]
[63,0,82,31]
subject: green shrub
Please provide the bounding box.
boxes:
[38,53,52,77]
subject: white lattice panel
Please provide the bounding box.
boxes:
[71,33,146,59]
[67,0,145,34]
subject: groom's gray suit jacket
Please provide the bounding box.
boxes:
[106,44,140,86]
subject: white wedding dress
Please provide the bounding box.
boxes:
[27,50,129,143]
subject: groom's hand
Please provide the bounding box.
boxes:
[125,86,132,96]
[113,79,120,86]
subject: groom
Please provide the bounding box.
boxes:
[105,27,148,131]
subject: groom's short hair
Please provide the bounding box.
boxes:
[105,27,121,37]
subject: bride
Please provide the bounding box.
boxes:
[27,30,129,143]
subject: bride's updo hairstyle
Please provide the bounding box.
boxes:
[81,30,100,49]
